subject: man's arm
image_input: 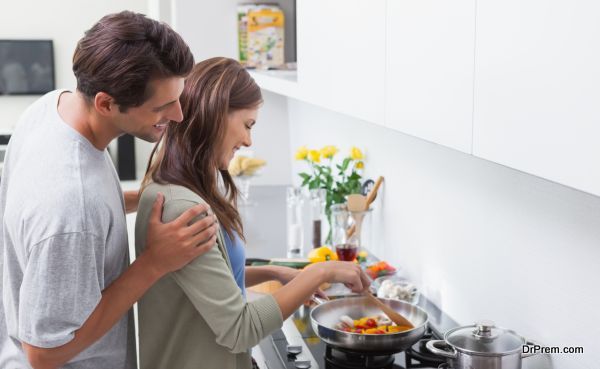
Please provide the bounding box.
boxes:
[21,193,218,369]
[123,189,139,213]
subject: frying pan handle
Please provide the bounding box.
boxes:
[426,340,458,359]
[310,296,329,305]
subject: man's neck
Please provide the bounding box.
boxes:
[57,91,121,150]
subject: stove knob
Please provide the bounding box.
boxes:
[286,345,302,355]
[294,360,311,369]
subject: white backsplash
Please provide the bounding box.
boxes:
[287,99,600,369]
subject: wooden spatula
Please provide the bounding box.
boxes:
[363,291,414,328]
[346,176,384,238]
[364,176,384,208]
[347,194,367,212]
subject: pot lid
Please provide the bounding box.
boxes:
[445,320,525,355]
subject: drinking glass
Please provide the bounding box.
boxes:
[331,204,372,261]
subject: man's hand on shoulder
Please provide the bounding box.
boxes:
[140,193,218,278]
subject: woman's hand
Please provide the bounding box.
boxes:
[143,193,218,277]
[272,261,370,319]
[307,261,371,294]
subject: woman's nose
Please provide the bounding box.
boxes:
[243,133,252,147]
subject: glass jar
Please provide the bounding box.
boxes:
[331,204,372,261]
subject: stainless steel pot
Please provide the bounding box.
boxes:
[310,296,429,354]
[426,320,539,369]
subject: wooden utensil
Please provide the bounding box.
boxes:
[363,291,414,328]
[346,176,384,238]
[347,194,367,212]
[364,176,384,208]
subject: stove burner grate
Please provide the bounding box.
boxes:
[325,345,395,369]
[404,330,447,369]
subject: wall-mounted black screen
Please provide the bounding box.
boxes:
[0,40,55,95]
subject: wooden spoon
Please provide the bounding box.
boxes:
[347,194,367,212]
[346,176,384,238]
[363,291,414,328]
[364,176,384,208]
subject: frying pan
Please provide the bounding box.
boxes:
[310,296,428,354]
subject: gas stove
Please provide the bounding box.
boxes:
[255,304,453,369]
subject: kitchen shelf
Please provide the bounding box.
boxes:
[248,69,303,100]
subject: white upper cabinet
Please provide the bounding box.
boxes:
[385,0,476,154]
[473,0,600,196]
[296,0,386,125]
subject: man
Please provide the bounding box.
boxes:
[0,11,217,369]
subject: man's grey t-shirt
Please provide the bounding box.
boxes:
[0,90,136,368]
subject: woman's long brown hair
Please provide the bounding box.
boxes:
[142,57,262,240]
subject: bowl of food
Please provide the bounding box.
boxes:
[372,276,420,304]
[364,260,397,279]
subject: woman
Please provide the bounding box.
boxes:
[135,57,370,369]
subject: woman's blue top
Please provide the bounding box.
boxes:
[223,229,246,297]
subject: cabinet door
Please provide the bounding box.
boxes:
[473,0,600,195]
[385,0,476,153]
[296,0,386,125]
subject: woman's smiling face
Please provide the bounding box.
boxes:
[218,108,257,170]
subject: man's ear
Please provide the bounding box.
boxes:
[94,92,117,116]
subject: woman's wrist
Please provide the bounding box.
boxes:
[304,263,329,286]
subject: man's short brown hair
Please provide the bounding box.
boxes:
[73,11,194,112]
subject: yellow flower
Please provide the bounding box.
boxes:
[350,147,364,160]
[308,149,321,163]
[355,161,364,169]
[320,145,338,159]
[295,146,308,160]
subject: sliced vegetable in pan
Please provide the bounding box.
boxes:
[336,314,412,335]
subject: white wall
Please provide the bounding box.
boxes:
[173,0,238,62]
[0,0,148,131]
[288,99,600,369]
[247,90,292,185]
